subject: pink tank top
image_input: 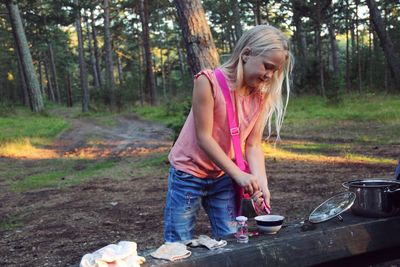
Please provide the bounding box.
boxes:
[168,69,265,178]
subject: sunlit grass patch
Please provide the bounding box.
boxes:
[73,111,119,127]
[0,138,58,159]
[133,105,181,125]
[0,107,69,159]
[263,143,397,165]
[10,160,116,192]
[343,153,396,165]
[0,109,69,144]
[275,140,353,155]
[286,94,400,122]
[282,95,400,144]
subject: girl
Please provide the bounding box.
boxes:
[164,25,293,242]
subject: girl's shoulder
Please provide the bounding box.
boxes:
[194,69,218,98]
[194,69,215,80]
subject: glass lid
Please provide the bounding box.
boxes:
[309,192,356,223]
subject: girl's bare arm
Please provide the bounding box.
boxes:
[192,75,260,195]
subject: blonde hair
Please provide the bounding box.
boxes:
[220,25,294,140]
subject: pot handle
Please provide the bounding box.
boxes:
[385,187,400,194]
[385,187,400,208]
[342,179,363,189]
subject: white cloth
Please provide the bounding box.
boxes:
[80,241,145,267]
[186,235,227,250]
[150,242,191,261]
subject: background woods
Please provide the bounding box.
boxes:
[0,0,399,111]
[0,2,399,266]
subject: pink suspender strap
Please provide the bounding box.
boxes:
[214,68,246,171]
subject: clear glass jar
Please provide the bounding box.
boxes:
[235,216,249,243]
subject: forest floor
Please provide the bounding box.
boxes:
[0,109,399,267]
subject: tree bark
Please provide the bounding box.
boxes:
[65,72,73,107]
[232,0,242,40]
[38,60,44,96]
[139,0,156,104]
[104,0,116,107]
[366,0,400,87]
[345,0,350,93]
[292,3,308,85]
[75,0,89,112]
[254,0,262,25]
[85,15,100,91]
[117,55,124,85]
[90,7,102,88]
[16,46,30,106]
[175,31,186,83]
[315,1,325,96]
[355,2,362,93]
[328,20,339,77]
[44,58,55,102]
[6,0,44,112]
[173,0,220,76]
[12,23,30,107]
[48,42,61,103]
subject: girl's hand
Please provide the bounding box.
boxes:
[261,187,271,207]
[233,171,260,195]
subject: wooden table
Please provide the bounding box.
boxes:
[141,212,400,267]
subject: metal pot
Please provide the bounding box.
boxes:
[342,179,400,218]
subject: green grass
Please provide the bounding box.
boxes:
[72,111,119,127]
[9,159,116,192]
[133,105,183,125]
[0,108,69,145]
[282,94,400,144]
[286,94,400,122]
[0,215,23,230]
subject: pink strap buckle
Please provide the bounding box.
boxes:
[230,127,240,136]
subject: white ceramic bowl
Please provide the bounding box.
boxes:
[254,215,285,234]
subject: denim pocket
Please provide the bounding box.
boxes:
[174,169,193,179]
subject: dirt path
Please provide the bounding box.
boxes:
[55,114,173,158]
[0,113,398,267]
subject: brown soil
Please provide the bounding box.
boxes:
[0,114,398,267]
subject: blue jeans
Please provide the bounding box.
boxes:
[164,166,237,242]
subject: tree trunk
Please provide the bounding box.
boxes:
[140,0,156,105]
[16,47,30,106]
[355,2,362,93]
[232,0,242,40]
[138,43,144,106]
[12,25,30,107]
[315,2,325,96]
[65,72,73,107]
[44,58,55,102]
[345,0,350,93]
[117,55,124,86]
[328,20,339,78]
[48,42,61,103]
[160,47,166,99]
[38,60,44,96]
[366,0,400,87]
[175,32,185,83]
[173,0,220,76]
[292,4,308,86]
[85,15,100,91]
[104,0,116,107]
[254,0,262,25]
[90,7,102,88]
[316,26,325,96]
[6,0,44,112]
[75,0,89,112]
[368,18,373,90]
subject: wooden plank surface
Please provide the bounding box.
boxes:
[141,212,400,267]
